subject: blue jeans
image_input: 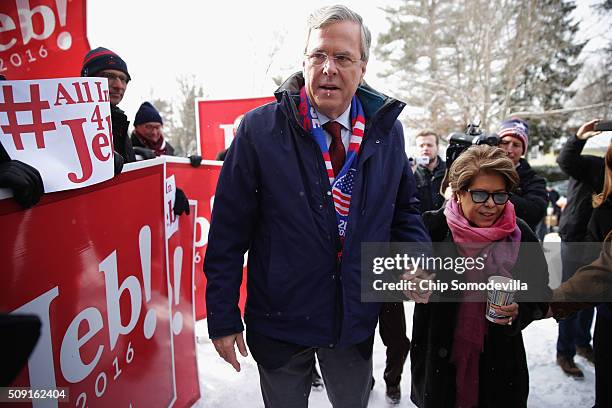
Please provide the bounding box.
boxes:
[557,241,594,357]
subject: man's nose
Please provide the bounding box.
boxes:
[322,57,338,74]
[110,81,124,91]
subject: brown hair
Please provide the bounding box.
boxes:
[442,145,519,195]
[593,143,612,208]
[415,129,440,145]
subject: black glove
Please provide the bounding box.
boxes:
[189,155,202,167]
[113,151,125,175]
[0,160,44,209]
[173,188,190,216]
[133,146,156,160]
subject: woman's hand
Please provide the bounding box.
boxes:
[490,302,519,326]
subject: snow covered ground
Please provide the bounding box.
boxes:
[192,234,597,407]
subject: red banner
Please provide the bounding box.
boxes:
[195,96,274,160]
[166,158,247,320]
[167,201,201,407]
[1,161,176,407]
[0,0,90,79]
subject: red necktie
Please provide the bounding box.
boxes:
[323,121,345,177]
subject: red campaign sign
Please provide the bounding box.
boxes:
[167,201,201,407]
[196,96,275,160]
[0,162,176,407]
[0,0,90,80]
[166,158,248,320]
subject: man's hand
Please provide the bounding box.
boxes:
[401,268,436,303]
[0,160,44,208]
[212,332,249,372]
[576,119,602,140]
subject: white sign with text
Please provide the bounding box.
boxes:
[0,77,114,192]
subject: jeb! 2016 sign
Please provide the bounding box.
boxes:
[0,0,90,80]
[1,160,201,407]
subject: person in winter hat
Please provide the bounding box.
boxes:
[497,117,547,231]
[131,102,175,158]
[81,47,135,164]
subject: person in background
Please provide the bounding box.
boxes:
[131,102,175,159]
[411,145,550,408]
[81,47,136,164]
[536,185,562,241]
[203,5,430,407]
[414,129,447,212]
[497,117,547,232]
[554,119,605,378]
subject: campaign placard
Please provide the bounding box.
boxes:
[166,158,248,321]
[0,77,114,192]
[167,201,201,407]
[0,0,90,80]
[0,160,176,407]
[195,96,274,160]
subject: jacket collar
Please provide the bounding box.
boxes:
[274,71,401,122]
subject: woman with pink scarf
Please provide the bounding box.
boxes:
[410,145,550,408]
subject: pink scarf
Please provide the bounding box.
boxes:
[443,199,521,408]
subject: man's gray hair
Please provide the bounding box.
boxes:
[305,5,371,61]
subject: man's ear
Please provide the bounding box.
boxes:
[360,61,367,83]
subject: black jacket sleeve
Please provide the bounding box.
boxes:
[203,114,260,339]
[511,166,547,230]
[557,136,603,191]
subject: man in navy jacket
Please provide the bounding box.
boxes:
[204,5,430,407]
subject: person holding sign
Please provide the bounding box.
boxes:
[81,47,136,164]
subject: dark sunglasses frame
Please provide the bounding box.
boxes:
[466,189,511,205]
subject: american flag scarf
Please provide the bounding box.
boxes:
[298,86,366,241]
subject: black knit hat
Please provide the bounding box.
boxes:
[81,47,131,80]
[134,102,163,126]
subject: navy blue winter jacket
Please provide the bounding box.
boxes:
[204,73,431,348]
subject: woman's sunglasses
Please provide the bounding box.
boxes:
[466,189,511,205]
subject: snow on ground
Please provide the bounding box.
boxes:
[192,233,596,407]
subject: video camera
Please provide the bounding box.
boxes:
[445,123,499,170]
